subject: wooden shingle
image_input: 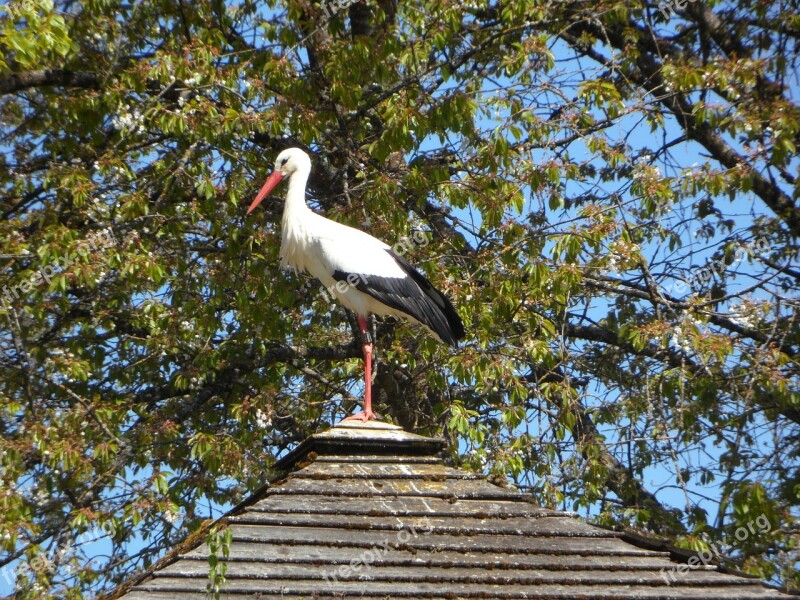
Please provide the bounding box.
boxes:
[108,421,793,599]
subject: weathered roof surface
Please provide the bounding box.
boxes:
[114,421,792,599]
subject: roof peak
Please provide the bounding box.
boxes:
[273,420,446,474]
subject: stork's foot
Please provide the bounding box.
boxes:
[341,410,377,422]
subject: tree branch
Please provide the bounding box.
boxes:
[561,18,800,237]
[0,69,102,95]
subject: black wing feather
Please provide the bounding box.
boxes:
[332,249,465,346]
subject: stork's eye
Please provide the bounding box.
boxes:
[280,157,288,166]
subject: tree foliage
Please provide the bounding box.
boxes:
[1,0,799,595]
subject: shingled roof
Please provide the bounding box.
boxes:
[111,421,792,599]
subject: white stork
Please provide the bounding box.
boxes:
[247,148,465,421]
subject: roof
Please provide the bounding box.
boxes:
[110,421,793,599]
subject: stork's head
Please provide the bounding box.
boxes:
[247,148,311,214]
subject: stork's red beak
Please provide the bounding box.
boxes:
[247,170,284,214]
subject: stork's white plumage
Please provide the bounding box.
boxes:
[247,148,464,421]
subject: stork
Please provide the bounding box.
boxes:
[247,148,464,421]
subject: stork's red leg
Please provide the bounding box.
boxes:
[362,340,374,419]
[341,315,376,422]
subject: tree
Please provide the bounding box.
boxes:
[1,0,798,596]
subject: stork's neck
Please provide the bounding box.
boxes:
[279,167,313,272]
[282,168,311,228]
